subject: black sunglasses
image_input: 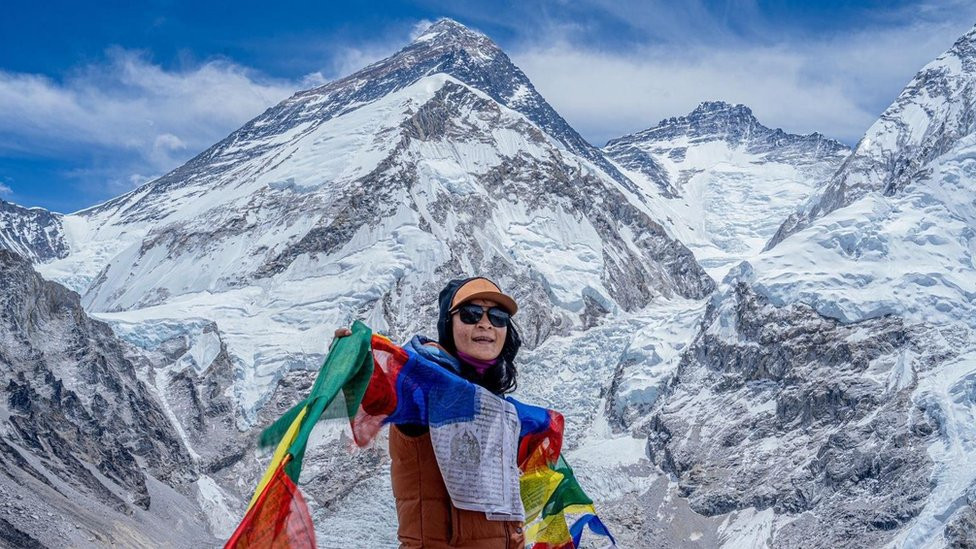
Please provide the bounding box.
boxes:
[453,304,510,327]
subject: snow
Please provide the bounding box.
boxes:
[612,299,707,418]
[36,212,146,294]
[733,113,976,548]
[717,508,780,548]
[608,133,844,281]
[15,19,974,548]
[893,348,976,548]
[498,202,607,312]
[507,83,532,106]
[195,475,239,539]
[744,134,976,332]
[49,69,674,427]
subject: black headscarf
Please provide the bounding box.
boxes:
[436,277,521,395]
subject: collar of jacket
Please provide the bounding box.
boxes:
[406,335,463,376]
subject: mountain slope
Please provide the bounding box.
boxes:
[37,21,713,421]
[9,16,971,549]
[605,102,849,278]
[0,249,216,547]
[768,25,976,249]
[627,27,976,548]
[24,19,714,543]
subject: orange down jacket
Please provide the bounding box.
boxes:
[389,424,525,548]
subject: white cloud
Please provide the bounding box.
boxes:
[0,49,299,196]
[325,44,404,81]
[410,18,437,40]
[0,182,12,196]
[0,21,428,210]
[2,8,972,211]
[515,44,878,145]
[507,6,976,144]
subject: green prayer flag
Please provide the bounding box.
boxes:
[542,456,593,519]
[258,320,373,482]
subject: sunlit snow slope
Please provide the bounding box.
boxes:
[769,25,976,248]
[605,101,849,279]
[4,15,972,549]
[38,21,713,422]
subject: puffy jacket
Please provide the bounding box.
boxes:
[389,424,525,548]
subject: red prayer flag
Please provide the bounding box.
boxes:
[225,458,316,549]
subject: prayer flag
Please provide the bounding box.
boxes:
[227,321,616,549]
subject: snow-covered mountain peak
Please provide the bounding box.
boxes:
[768,23,976,249]
[663,30,976,545]
[679,100,757,131]
[77,18,626,229]
[407,18,501,60]
[0,198,68,263]
[690,99,751,114]
[32,18,714,428]
[603,102,849,278]
[610,100,844,154]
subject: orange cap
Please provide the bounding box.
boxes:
[450,278,518,315]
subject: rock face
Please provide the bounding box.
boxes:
[1,16,973,549]
[639,282,946,547]
[0,199,68,263]
[0,249,214,547]
[768,26,976,249]
[605,101,849,278]
[607,101,847,172]
[0,17,716,545]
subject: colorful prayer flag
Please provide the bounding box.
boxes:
[227,321,616,549]
[225,457,315,549]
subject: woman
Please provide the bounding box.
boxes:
[335,277,525,548]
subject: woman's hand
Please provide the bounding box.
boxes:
[329,327,352,350]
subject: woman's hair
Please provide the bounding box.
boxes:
[436,278,521,395]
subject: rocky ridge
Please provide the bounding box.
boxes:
[0,249,215,547]
[0,17,972,549]
[621,24,976,548]
[0,199,68,263]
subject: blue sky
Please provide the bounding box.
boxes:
[2,1,974,213]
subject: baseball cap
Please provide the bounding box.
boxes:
[449,277,518,315]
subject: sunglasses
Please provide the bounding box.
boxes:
[453,304,511,327]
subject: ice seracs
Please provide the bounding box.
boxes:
[16,18,714,543]
[1,16,973,549]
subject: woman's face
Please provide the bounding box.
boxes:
[452,298,507,362]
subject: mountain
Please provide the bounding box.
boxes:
[605,101,849,278]
[0,199,68,263]
[624,26,976,547]
[35,18,713,421]
[0,249,216,547]
[23,17,714,542]
[5,16,974,549]
[768,25,976,249]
